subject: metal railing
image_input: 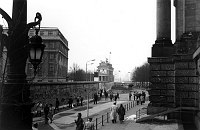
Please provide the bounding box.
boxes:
[91,100,135,130]
[136,107,147,120]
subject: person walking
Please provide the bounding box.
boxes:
[68,96,73,108]
[75,113,85,130]
[80,96,83,106]
[48,104,54,123]
[129,91,132,101]
[110,102,118,123]
[76,97,80,106]
[44,104,49,124]
[117,104,125,124]
[110,93,113,101]
[54,98,60,114]
[84,117,94,130]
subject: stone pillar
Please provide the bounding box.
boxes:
[174,54,198,107]
[152,0,173,57]
[147,57,175,114]
[156,0,171,42]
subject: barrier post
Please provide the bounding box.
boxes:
[107,112,109,123]
[102,115,104,126]
[96,118,98,130]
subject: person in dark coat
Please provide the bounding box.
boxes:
[117,104,125,123]
[80,96,83,106]
[44,104,49,124]
[75,113,84,130]
[54,98,60,113]
[68,96,73,108]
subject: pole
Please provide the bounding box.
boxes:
[87,90,89,120]
[86,63,87,81]
[0,0,41,129]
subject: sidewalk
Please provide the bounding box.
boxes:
[99,101,184,130]
[37,98,127,130]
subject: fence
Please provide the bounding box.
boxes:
[91,100,135,130]
[135,107,147,120]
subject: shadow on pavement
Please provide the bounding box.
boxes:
[38,124,54,130]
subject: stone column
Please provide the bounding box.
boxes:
[152,0,174,57]
[156,0,171,42]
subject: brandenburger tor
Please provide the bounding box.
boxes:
[148,0,200,127]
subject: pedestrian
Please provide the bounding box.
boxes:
[80,96,83,106]
[76,97,80,106]
[110,93,113,101]
[117,92,119,99]
[104,91,108,100]
[93,93,98,104]
[84,117,95,130]
[117,104,125,124]
[75,113,85,130]
[68,96,73,108]
[110,102,118,123]
[114,94,118,102]
[48,104,54,123]
[133,91,136,101]
[142,91,146,103]
[129,91,132,101]
[54,98,59,114]
[44,104,49,124]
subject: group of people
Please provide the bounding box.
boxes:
[74,102,126,130]
[68,95,84,108]
[110,102,126,124]
[75,113,95,130]
[109,92,119,102]
[129,91,146,105]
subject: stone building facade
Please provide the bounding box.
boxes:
[0,27,69,83]
[148,0,200,126]
[27,27,69,82]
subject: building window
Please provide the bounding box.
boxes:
[49,42,54,49]
[39,31,44,36]
[48,31,54,36]
[49,53,55,59]
[48,64,54,76]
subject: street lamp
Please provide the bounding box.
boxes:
[128,72,131,82]
[86,59,95,81]
[28,18,46,76]
[0,1,43,129]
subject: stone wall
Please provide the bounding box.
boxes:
[30,82,100,106]
[148,57,175,109]
[174,54,199,107]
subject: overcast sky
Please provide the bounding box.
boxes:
[0,0,171,81]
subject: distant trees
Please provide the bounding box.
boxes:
[68,63,86,81]
[68,63,94,81]
[131,62,150,82]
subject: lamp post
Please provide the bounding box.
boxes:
[86,59,95,81]
[0,1,44,130]
[128,72,131,82]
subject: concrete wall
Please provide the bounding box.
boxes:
[30,82,100,106]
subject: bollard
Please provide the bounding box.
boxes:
[124,105,126,111]
[107,112,109,123]
[102,115,104,126]
[96,118,98,130]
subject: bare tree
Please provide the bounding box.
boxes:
[131,62,149,82]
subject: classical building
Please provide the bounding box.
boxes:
[0,27,69,82]
[147,0,200,127]
[27,27,69,82]
[96,60,114,82]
